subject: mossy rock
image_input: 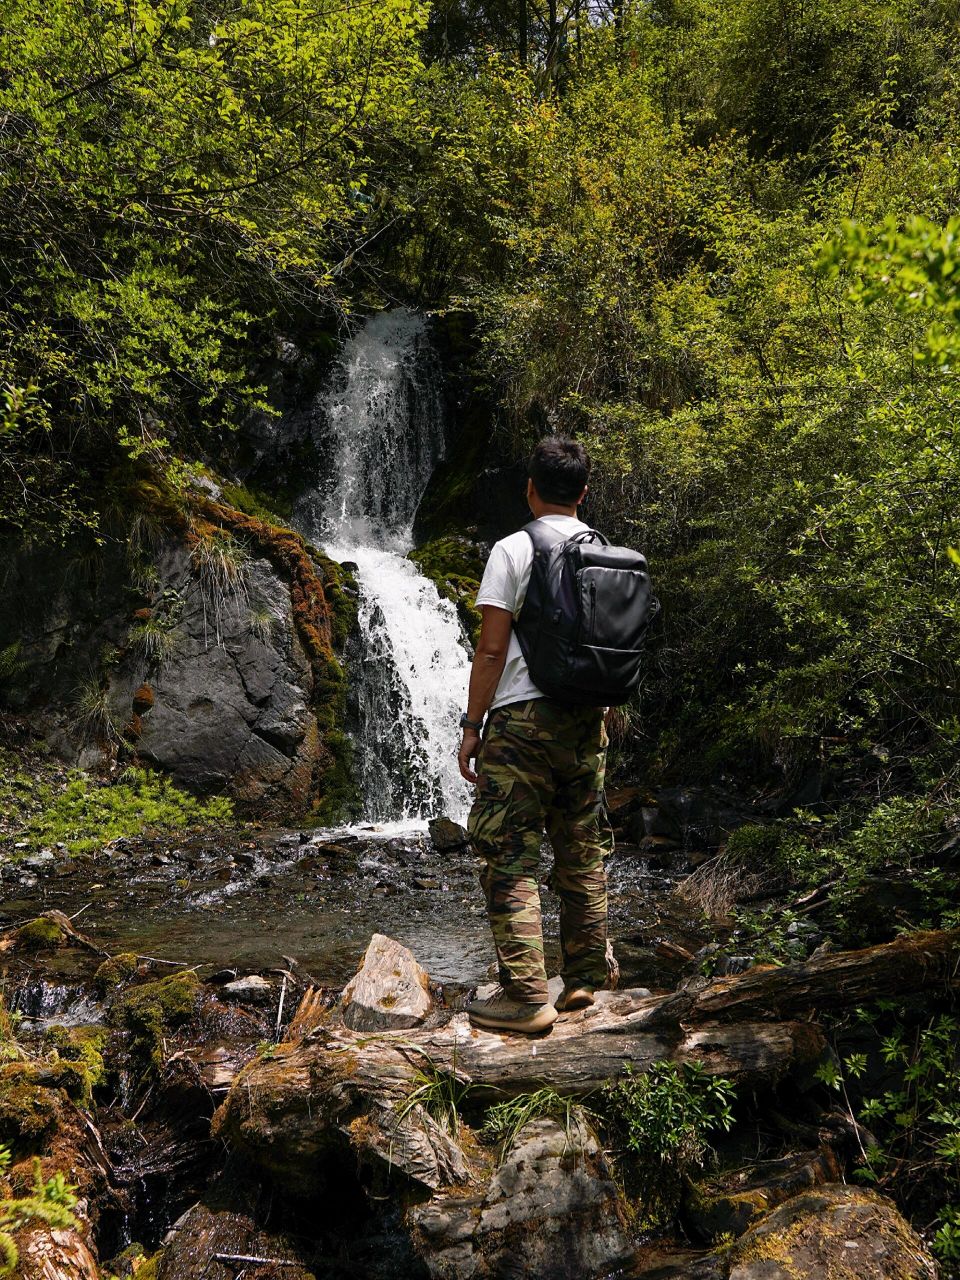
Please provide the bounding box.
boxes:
[103,1242,163,1280]
[723,1185,937,1279]
[94,952,140,995]
[45,1025,108,1104]
[0,1063,62,1152]
[109,971,201,1071]
[409,536,486,647]
[14,916,67,952]
[135,1253,163,1280]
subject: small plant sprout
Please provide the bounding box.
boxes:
[395,1055,473,1138]
[482,1086,587,1159]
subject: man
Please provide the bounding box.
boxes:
[457,436,614,1034]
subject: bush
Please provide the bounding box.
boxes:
[597,1062,735,1222]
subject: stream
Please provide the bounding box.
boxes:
[0,824,698,1012]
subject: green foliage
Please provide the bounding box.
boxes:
[825,1010,960,1265]
[597,1061,735,1220]
[0,0,430,542]
[4,762,232,859]
[481,1086,582,1157]
[455,6,960,797]
[0,1145,77,1277]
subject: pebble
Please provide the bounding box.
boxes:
[222,975,273,1004]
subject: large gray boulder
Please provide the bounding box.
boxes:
[411,1115,633,1279]
[111,546,320,814]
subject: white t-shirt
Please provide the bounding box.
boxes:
[474,514,591,711]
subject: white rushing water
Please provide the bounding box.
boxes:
[304,310,472,824]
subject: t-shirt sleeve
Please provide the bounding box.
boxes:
[474,541,519,613]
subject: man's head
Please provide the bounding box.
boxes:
[527,435,590,512]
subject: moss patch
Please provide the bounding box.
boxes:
[3,755,233,859]
[45,1026,108,1105]
[0,1064,62,1153]
[110,971,201,1072]
[132,683,154,712]
[14,916,66,952]
[409,536,486,647]
[94,952,140,995]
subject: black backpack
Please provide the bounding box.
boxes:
[513,521,658,707]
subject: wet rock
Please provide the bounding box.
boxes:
[340,933,432,1031]
[723,1184,936,1279]
[221,975,273,1005]
[411,1115,632,1280]
[651,787,757,851]
[158,1201,315,1280]
[429,817,470,853]
[684,1148,841,1242]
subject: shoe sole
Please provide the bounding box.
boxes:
[468,1006,558,1034]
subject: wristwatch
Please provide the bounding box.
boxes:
[459,712,484,732]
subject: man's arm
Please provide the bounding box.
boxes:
[458,605,513,784]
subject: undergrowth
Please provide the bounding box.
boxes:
[0,1144,77,1276]
[598,1062,736,1222]
[689,794,958,958]
[1,754,232,857]
[821,1005,960,1268]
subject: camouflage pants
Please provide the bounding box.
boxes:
[467,698,614,1004]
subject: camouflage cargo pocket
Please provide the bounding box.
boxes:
[468,780,516,849]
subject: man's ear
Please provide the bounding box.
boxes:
[579,485,588,504]
[527,478,538,503]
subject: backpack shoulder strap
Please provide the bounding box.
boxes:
[522,520,608,552]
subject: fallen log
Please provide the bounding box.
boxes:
[213,997,827,1195]
[213,927,960,1199]
[645,926,960,1028]
[210,929,960,1277]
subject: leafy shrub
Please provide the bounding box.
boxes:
[597,1061,735,1221]
[825,1010,960,1267]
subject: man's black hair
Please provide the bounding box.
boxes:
[528,436,590,505]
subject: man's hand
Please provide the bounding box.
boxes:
[458,728,481,784]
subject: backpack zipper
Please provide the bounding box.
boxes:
[589,579,597,643]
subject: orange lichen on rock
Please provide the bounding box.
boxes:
[132,684,155,712]
[193,499,335,669]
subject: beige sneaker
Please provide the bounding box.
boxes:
[467,989,558,1034]
[555,985,596,1012]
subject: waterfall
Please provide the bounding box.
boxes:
[303,310,472,825]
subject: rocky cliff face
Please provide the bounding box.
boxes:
[0,484,358,823]
[109,544,323,812]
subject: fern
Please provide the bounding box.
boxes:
[0,1146,78,1277]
